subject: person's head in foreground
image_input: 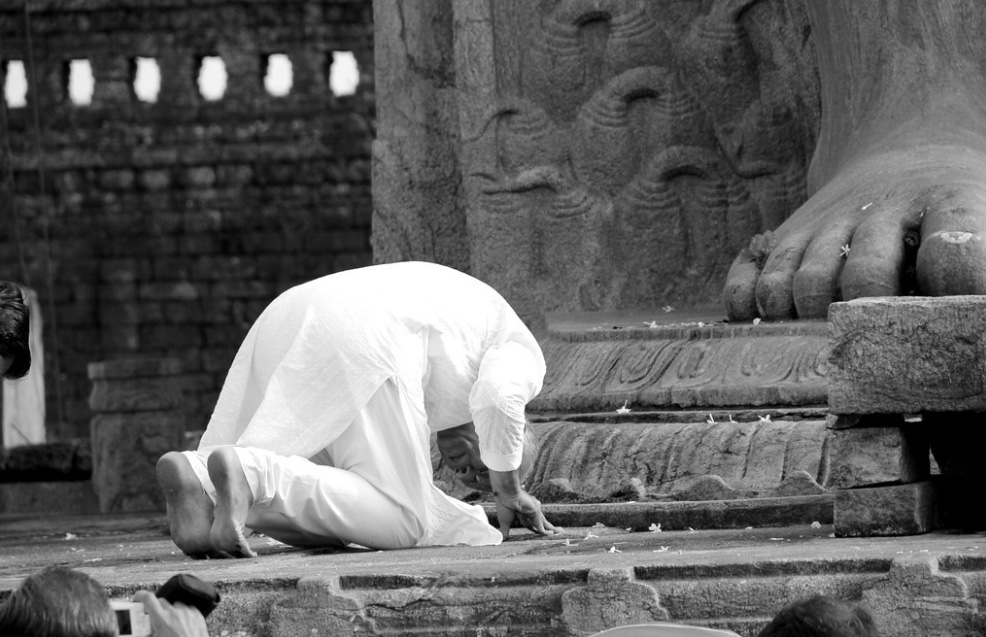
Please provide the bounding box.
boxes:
[0,281,31,380]
[758,595,878,637]
[0,565,116,637]
[436,422,539,492]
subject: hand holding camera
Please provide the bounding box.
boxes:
[113,573,219,637]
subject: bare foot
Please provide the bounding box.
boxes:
[156,452,217,558]
[207,447,257,558]
[724,1,986,320]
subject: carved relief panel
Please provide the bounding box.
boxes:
[454,0,819,323]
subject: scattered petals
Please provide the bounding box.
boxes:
[649,523,662,533]
[616,401,631,415]
[840,244,851,258]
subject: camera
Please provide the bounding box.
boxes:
[111,600,152,637]
[110,573,220,636]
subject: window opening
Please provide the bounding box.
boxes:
[3,60,27,108]
[197,56,227,101]
[133,57,161,103]
[264,53,293,97]
[328,51,359,96]
[68,59,94,106]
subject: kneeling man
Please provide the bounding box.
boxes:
[158,261,558,557]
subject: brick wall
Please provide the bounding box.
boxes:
[0,0,374,440]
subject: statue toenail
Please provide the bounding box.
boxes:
[934,231,975,244]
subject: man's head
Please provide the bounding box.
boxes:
[758,595,878,637]
[436,422,539,492]
[0,566,116,637]
[0,281,30,380]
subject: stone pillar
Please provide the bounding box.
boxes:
[88,358,185,513]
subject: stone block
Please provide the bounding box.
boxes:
[829,296,986,414]
[90,411,184,513]
[834,481,937,537]
[863,555,981,637]
[826,426,930,489]
[88,375,183,412]
[561,568,669,636]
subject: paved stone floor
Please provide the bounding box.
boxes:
[1,511,983,636]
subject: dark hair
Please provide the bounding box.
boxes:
[758,595,878,637]
[0,281,30,379]
[0,566,116,637]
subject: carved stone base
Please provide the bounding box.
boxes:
[533,314,829,412]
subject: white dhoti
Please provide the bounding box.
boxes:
[184,262,544,550]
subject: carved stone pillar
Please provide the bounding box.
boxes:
[88,358,184,513]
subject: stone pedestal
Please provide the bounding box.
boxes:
[828,296,986,536]
[88,358,184,513]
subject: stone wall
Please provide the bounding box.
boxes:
[0,0,374,440]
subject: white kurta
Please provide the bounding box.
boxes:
[195,261,546,547]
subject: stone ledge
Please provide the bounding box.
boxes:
[485,496,835,532]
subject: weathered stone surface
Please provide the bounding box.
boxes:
[526,418,830,502]
[670,475,746,502]
[90,411,184,513]
[0,440,91,482]
[527,495,833,531]
[533,320,829,411]
[769,471,827,498]
[561,568,669,636]
[87,358,182,380]
[863,555,983,637]
[834,482,937,537]
[88,358,183,413]
[0,481,99,515]
[88,376,184,413]
[826,426,930,490]
[829,296,986,414]
[374,1,818,326]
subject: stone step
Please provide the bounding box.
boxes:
[2,512,983,637]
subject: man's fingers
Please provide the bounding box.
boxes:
[497,504,516,540]
[134,590,167,618]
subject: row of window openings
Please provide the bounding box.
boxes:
[2,52,359,107]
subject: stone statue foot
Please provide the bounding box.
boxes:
[725,140,986,320]
[207,447,258,558]
[156,451,220,558]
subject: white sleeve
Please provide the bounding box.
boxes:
[468,340,546,472]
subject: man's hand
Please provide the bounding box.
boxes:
[489,470,562,539]
[134,590,210,637]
